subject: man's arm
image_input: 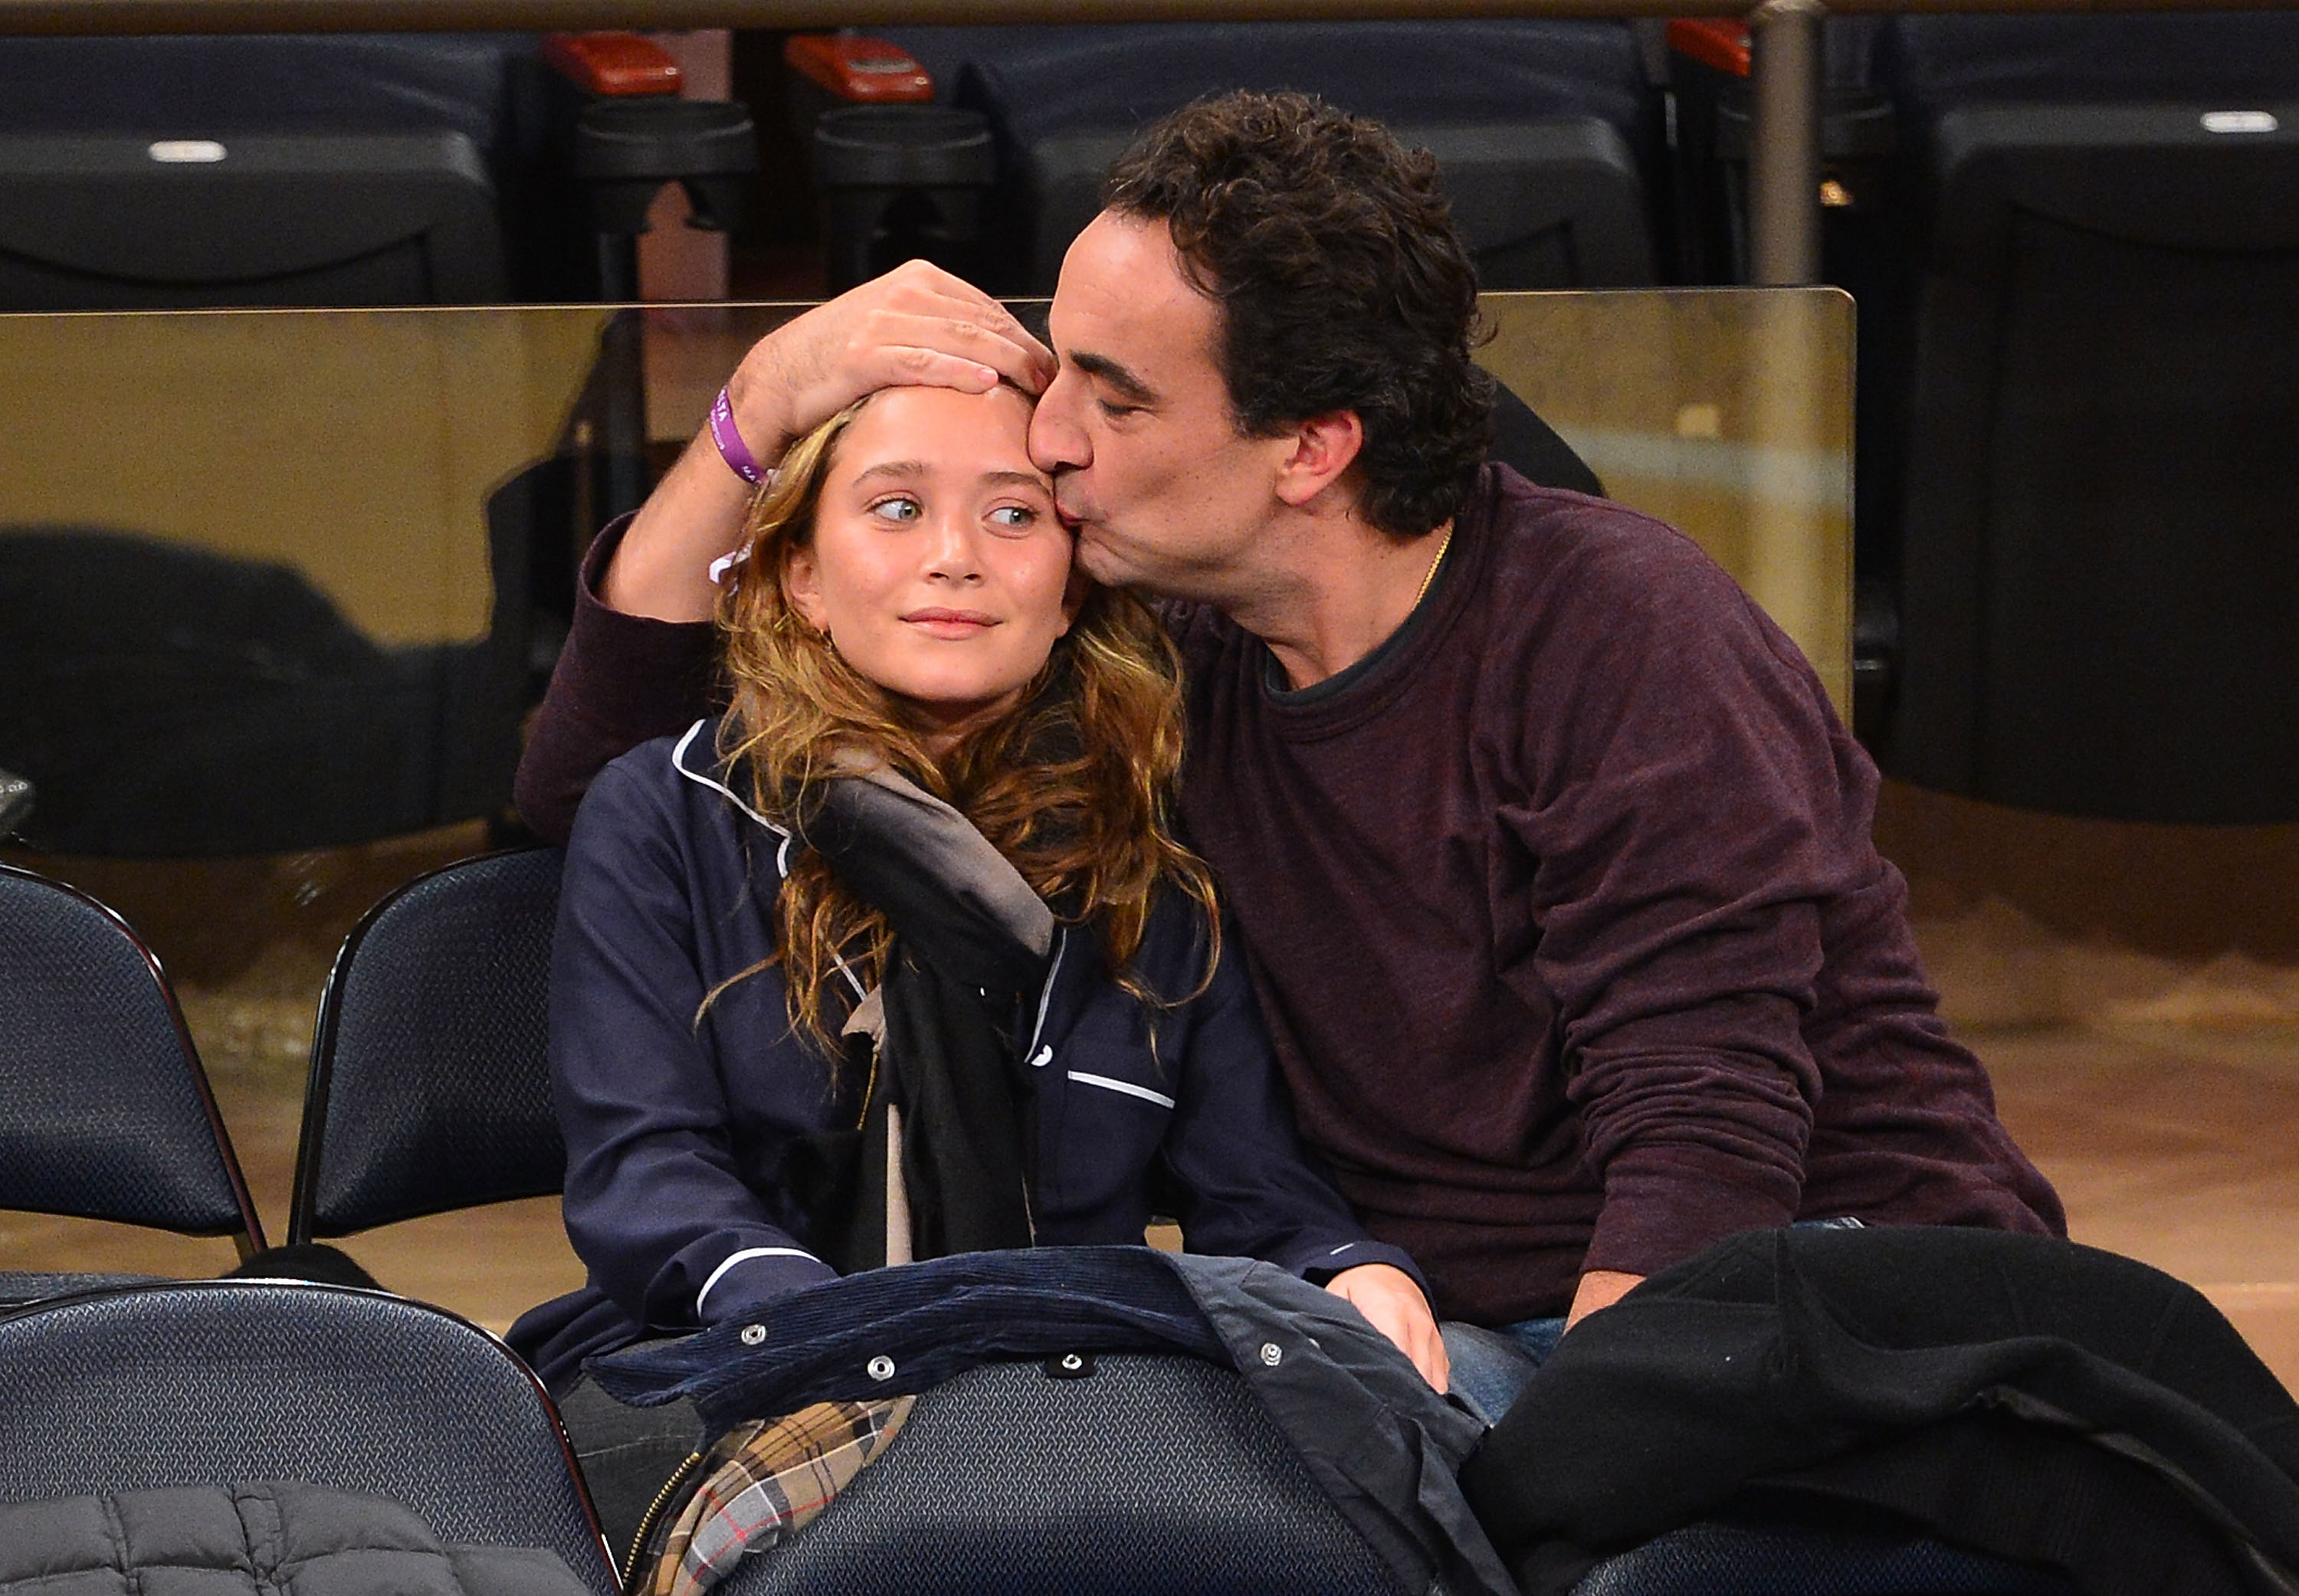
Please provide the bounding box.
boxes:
[1566,1270,1642,1329]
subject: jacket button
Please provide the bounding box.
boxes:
[740,1324,766,1346]
[1259,1342,1283,1367]
[867,1355,897,1381]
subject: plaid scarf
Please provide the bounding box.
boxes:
[645,1397,914,1596]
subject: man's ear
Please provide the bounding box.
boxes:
[783,545,828,631]
[1274,411,1366,510]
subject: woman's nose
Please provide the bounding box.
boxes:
[922,514,985,583]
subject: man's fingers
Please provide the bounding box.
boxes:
[731,276,1055,450]
[862,306,1052,394]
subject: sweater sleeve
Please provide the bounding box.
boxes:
[1506,524,1871,1280]
[514,516,720,846]
[552,759,838,1329]
[1156,913,1428,1296]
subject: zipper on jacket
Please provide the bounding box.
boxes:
[621,1447,707,1594]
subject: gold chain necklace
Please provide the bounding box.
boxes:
[1413,525,1455,608]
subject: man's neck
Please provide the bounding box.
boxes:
[1220,510,1456,691]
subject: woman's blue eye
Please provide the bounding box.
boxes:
[988,505,1037,529]
[870,496,922,523]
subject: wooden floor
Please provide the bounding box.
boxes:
[5,779,2297,1394]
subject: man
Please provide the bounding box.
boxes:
[518,90,2061,1417]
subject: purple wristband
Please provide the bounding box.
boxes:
[709,386,766,485]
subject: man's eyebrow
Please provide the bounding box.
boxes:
[1068,352,1158,405]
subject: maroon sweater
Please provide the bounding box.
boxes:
[1168,466,2060,1320]
[517,467,2063,1324]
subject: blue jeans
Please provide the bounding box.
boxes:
[1441,1316,1566,1428]
[1444,1218,1867,1427]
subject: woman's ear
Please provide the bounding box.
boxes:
[1057,565,1090,636]
[782,545,829,632]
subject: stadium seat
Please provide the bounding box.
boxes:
[1569,1501,2073,1594]
[810,21,1664,294]
[1860,14,2299,821]
[0,31,755,312]
[0,861,265,1306]
[0,1278,618,1593]
[288,847,565,1260]
[714,1354,1407,1596]
[0,34,545,310]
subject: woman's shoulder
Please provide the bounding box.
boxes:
[572,718,795,872]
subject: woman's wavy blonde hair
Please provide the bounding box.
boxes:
[714,389,1220,1057]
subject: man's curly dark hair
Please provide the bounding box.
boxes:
[1102,90,1495,541]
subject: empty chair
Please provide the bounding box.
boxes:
[1861,13,2299,821]
[862,20,1663,293]
[0,861,265,1306]
[0,1278,617,1592]
[289,847,564,1257]
[0,34,545,310]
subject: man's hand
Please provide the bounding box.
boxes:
[1327,1263,1448,1391]
[1565,1269,1643,1329]
[605,261,1057,624]
[725,259,1056,461]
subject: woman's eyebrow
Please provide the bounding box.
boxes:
[851,460,927,484]
[980,469,1053,490]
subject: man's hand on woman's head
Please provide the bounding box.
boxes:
[727,260,1056,462]
[605,261,1056,628]
[1326,1262,1448,1391]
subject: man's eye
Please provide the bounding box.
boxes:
[1097,397,1142,420]
[869,496,922,523]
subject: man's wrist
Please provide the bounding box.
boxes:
[723,356,795,467]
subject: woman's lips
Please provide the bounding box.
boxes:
[903,608,998,637]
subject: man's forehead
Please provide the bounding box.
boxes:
[1048,211,1218,385]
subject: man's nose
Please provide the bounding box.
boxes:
[1029,371,1090,474]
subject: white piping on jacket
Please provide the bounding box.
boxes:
[697,1245,822,1313]
[1066,1070,1176,1110]
[671,720,864,1000]
[1022,927,1067,1068]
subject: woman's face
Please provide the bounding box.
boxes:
[785,385,1078,751]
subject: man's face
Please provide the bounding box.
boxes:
[1031,211,1300,599]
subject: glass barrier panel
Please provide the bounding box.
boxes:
[0,290,1851,1324]
[640,290,1856,707]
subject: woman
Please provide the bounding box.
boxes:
[510,381,1434,1544]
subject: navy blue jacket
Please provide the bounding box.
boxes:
[513,720,1419,1390]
